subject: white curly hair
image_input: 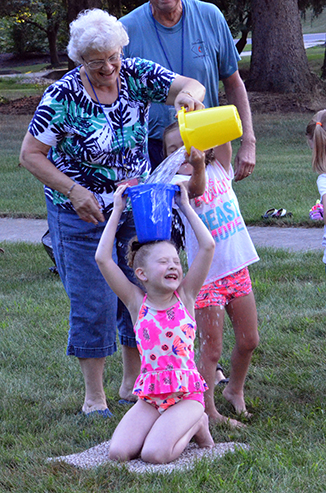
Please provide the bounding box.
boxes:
[67,9,129,64]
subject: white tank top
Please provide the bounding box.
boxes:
[176,160,259,284]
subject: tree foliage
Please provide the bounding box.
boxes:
[0,0,67,66]
[298,0,326,16]
[1,0,326,87]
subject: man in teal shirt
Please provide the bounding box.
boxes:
[121,0,256,180]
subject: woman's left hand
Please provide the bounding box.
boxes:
[166,75,205,115]
[174,92,205,113]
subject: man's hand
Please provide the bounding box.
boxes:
[234,139,256,182]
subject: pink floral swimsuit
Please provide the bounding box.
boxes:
[133,291,208,413]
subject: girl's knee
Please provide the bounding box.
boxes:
[109,443,133,462]
[109,446,124,461]
[237,332,259,353]
[141,444,169,464]
[199,337,222,361]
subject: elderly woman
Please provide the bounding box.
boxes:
[20,9,205,416]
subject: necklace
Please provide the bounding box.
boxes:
[84,70,126,164]
[150,1,184,75]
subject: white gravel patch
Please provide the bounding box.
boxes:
[48,440,249,474]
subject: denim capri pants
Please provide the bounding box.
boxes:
[46,197,137,358]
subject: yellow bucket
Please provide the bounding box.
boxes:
[177,105,243,154]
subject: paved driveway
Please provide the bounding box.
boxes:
[0,217,323,252]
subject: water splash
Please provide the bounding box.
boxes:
[145,146,186,184]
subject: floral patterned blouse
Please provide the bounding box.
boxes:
[28,58,176,211]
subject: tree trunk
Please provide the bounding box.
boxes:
[67,0,103,70]
[47,28,61,67]
[67,0,102,25]
[246,0,315,93]
[235,30,249,55]
[322,44,326,80]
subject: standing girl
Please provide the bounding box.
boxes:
[306,109,326,262]
[95,179,216,464]
[164,122,260,422]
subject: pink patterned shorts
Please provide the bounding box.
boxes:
[195,267,252,310]
[140,391,205,414]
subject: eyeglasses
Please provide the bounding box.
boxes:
[82,53,123,70]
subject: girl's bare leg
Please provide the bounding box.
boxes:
[197,306,224,420]
[141,400,214,464]
[109,400,160,461]
[223,291,259,415]
[197,306,245,428]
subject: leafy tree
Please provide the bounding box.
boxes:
[0,0,67,66]
[212,1,251,53]
[298,0,326,16]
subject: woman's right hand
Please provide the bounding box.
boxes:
[69,184,105,224]
[20,133,105,225]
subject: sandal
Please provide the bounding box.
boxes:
[215,363,229,386]
[273,209,292,218]
[262,208,293,219]
[262,208,277,219]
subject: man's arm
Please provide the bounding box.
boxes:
[223,70,256,182]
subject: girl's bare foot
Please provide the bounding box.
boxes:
[222,387,252,418]
[194,413,215,448]
[208,410,246,428]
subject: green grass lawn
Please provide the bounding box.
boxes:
[0,115,46,217]
[0,78,49,103]
[234,113,319,226]
[1,243,326,492]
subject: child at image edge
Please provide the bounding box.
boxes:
[95,176,216,464]
[164,121,260,422]
[306,110,326,263]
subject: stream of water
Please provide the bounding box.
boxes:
[145,146,186,184]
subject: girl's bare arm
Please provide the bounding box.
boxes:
[95,185,143,320]
[176,183,215,305]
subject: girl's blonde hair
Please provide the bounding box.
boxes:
[127,237,177,270]
[306,110,326,173]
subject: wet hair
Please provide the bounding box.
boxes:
[306,109,326,173]
[67,9,129,65]
[162,121,214,164]
[127,236,178,270]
